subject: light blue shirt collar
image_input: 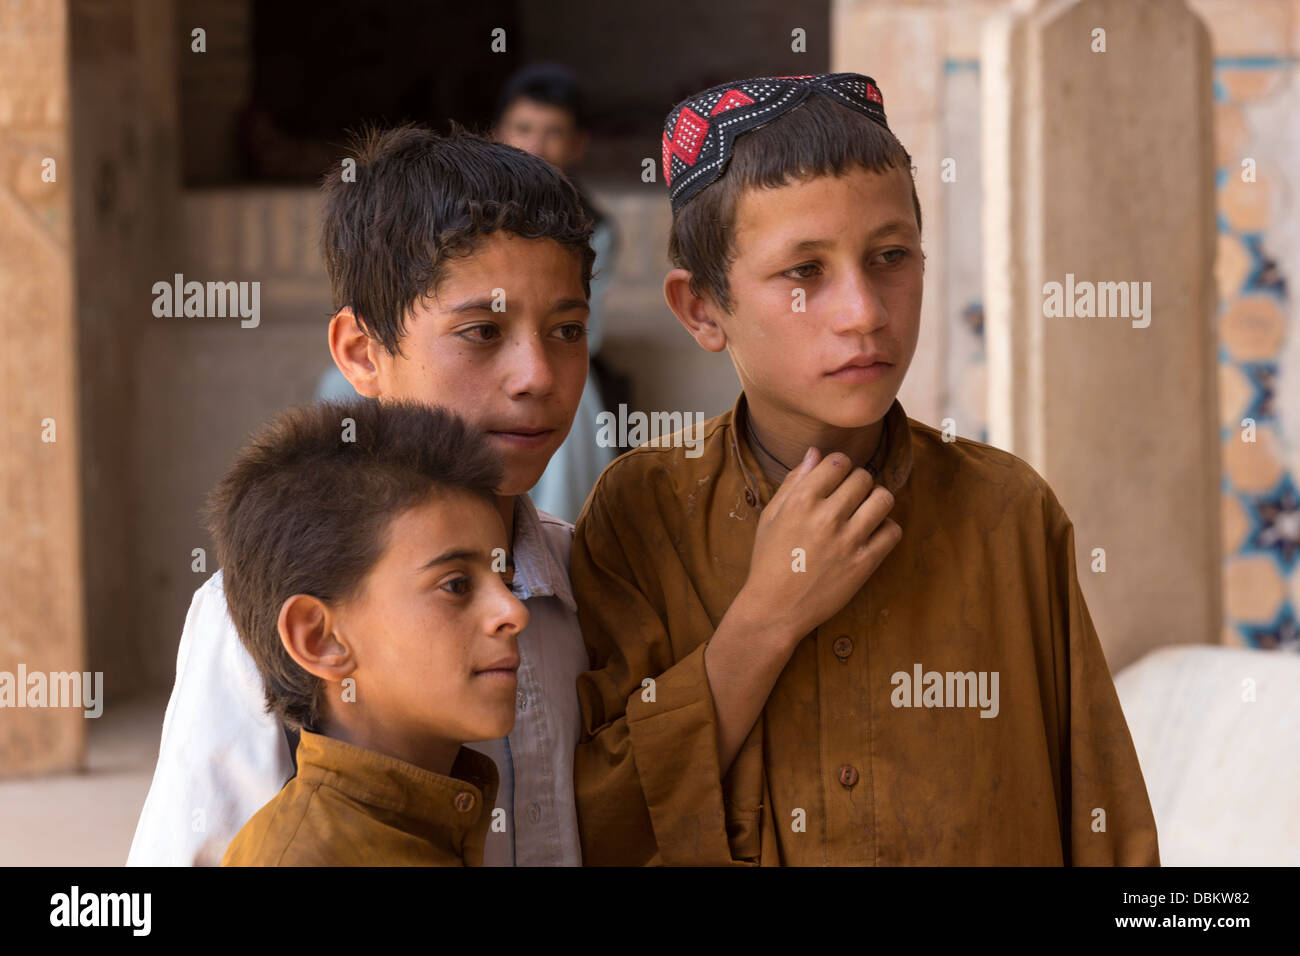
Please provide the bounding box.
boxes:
[509,494,577,614]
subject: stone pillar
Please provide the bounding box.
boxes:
[0,0,86,774]
[982,0,1220,669]
[832,0,948,427]
[70,0,182,702]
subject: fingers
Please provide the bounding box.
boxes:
[825,465,875,523]
[852,513,902,576]
[846,484,897,548]
[797,450,863,501]
[767,446,822,508]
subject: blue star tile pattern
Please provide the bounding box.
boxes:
[1212,57,1294,652]
[1241,361,1278,422]
[1240,233,1287,301]
[1238,603,1300,652]
[1241,473,1300,576]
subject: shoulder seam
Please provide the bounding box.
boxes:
[592,411,733,485]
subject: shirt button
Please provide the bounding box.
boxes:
[454,791,477,813]
[527,802,542,824]
[832,635,854,660]
[837,764,859,789]
[744,488,756,506]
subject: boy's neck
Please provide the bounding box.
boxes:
[317,712,461,779]
[496,494,516,540]
[744,393,886,488]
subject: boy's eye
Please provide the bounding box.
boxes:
[441,576,472,596]
[784,263,821,280]
[553,323,587,343]
[458,324,500,343]
[876,248,909,266]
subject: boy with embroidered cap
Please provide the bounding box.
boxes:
[572,74,1159,866]
[217,400,521,866]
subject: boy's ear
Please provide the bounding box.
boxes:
[278,594,356,683]
[328,307,383,399]
[664,269,728,353]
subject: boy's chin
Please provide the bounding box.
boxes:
[488,439,563,496]
[495,460,551,498]
[463,709,517,743]
[794,387,897,430]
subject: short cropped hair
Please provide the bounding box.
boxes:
[203,399,504,731]
[668,93,923,314]
[321,123,595,357]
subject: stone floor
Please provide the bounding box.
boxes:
[0,694,167,866]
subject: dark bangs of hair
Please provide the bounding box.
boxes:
[667,93,922,314]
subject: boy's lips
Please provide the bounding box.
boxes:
[473,655,520,680]
[826,355,893,383]
[487,427,556,449]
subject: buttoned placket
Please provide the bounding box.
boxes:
[502,495,571,867]
[506,646,561,865]
[730,393,909,865]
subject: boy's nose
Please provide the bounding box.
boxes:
[494,586,530,636]
[505,338,558,397]
[830,271,889,335]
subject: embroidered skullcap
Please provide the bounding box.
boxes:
[661,73,890,214]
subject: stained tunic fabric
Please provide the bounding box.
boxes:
[571,390,1160,866]
[223,730,498,867]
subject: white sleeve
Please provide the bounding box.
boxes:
[125,570,294,866]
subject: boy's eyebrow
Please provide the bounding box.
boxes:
[443,296,589,314]
[782,219,917,254]
[550,297,589,313]
[446,297,498,314]
[418,548,483,570]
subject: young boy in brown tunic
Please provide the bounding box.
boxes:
[217,400,527,866]
[571,74,1160,866]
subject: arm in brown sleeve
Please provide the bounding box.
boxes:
[1047,494,1161,866]
[571,479,746,866]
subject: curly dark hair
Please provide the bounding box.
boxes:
[321,123,596,357]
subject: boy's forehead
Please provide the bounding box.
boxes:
[502,96,575,129]
[431,233,586,303]
[384,491,506,563]
[732,165,917,253]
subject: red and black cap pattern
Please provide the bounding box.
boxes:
[661,73,889,214]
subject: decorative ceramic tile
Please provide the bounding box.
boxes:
[1224,418,1284,491]
[1215,233,1251,299]
[1239,233,1288,299]
[1224,553,1286,622]
[1219,66,1288,102]
[1220,169,1273,233]
[1222,489,1250,553]
[1239,472,1300,574]
[1237,603,1300,650]
[1222,296,1286,361]
[1212,49,1297,653]
[1219,361,1254,426]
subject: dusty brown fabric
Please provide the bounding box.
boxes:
[572,390,1159,866]
[223,730,498,866]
